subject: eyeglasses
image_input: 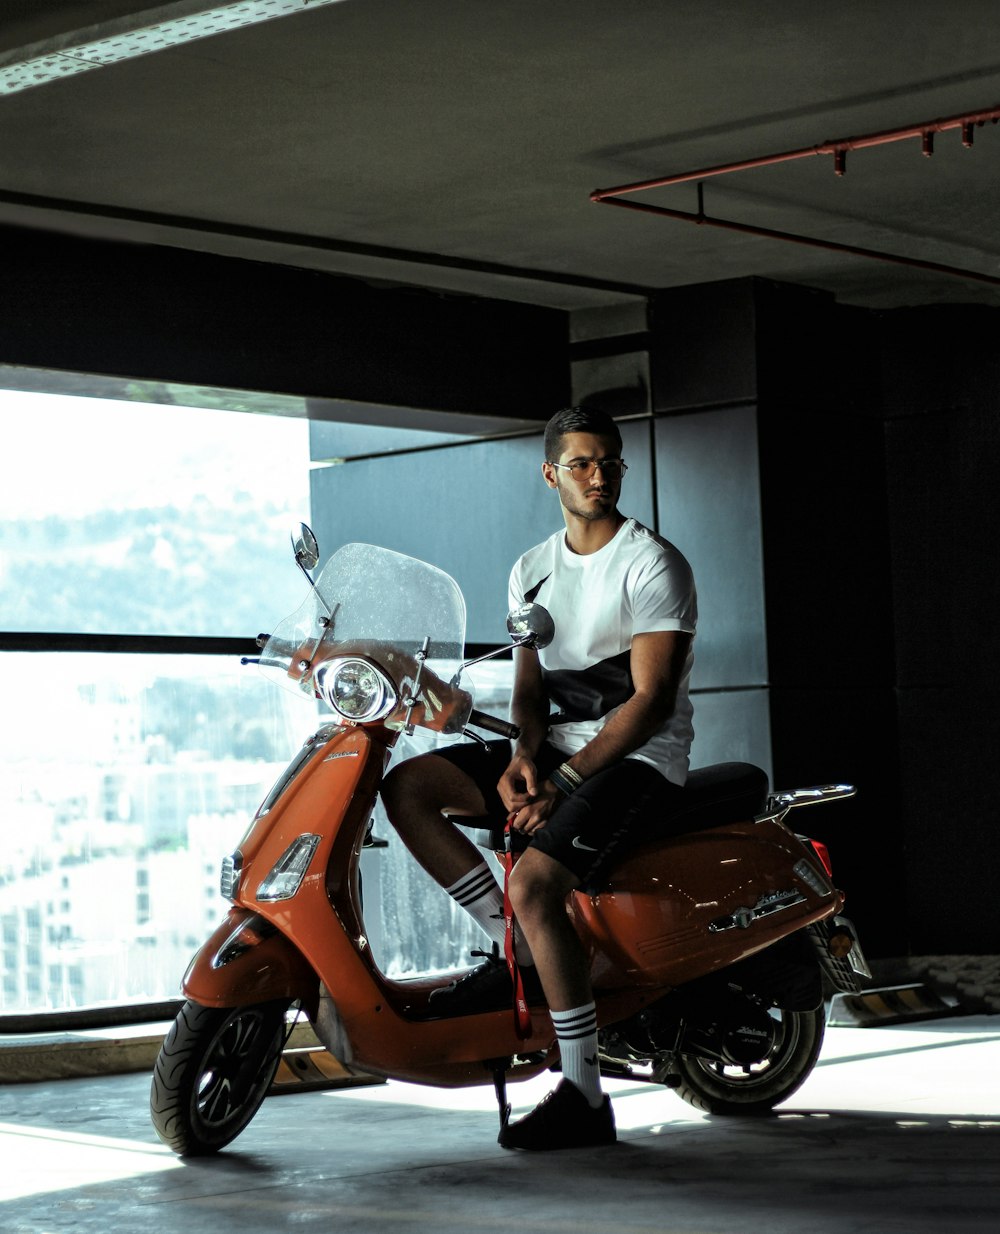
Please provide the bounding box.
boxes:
[548,457,628,482]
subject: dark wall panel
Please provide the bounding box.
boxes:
[655,406,767,692]
[757,411,895,691]
[690,689,772,783]
[879,315,1000,955]
[768,685,906,956]
[649,284,773,786]
[886,406,1000,689]
[0,225,569,418]
[650,280,758,411]
[750,284,903,955]
[755,289,1000,957]
[650,278,915,955]
[753,281,879,419]
[879,303,1000,421]
[895,686,997,953]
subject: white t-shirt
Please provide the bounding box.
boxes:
[508,518,697,785]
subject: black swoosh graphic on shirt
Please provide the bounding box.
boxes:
[545,650,633,723]
[522,574,551,604]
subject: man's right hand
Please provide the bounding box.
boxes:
[497,753,539,816]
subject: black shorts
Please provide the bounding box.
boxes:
[434,738,687,892]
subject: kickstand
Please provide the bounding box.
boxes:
[489,1058,512,1130]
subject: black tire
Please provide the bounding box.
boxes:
[671,1005,825,1116]
[150,999,289,1155]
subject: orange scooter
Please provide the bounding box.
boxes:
[150,528,870,1156]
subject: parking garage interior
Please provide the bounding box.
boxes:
[1,3,999,1230]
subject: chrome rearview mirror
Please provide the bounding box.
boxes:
[506,603,554,650]
[247,523,326,667]
[292,523,320,572]
[453,603,555,684]
[290,522,334,624]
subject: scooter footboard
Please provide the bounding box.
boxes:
[182,907,319,1012]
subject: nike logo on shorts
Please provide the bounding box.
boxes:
[571,836,600,852]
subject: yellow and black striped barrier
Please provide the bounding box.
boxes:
[271,1044,384,1094]
[828,983,963,1027]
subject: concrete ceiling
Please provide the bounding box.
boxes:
[3,0,1000,314]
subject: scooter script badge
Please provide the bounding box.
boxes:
[708,887,807,933]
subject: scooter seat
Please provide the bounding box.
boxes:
[458,761,769,852]
[658,761,769,834]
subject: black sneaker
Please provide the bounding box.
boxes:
[498,1079,617,1150]
[428,949,545,1016]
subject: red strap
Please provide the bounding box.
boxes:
[503,823,532,1040]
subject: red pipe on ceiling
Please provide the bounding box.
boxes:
[591,104,1000,288]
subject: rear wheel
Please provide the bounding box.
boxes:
[671,1005,825,1115]
[150,999,290,1155]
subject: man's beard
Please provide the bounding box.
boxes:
[563,485,616,521]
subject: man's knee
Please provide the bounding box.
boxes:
[381,754,435,822]
[381,752,484,827]
[380,759,407,807]
[508,850,576,919]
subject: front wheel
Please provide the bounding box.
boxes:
[150,999,290,1155]
[671,1005,825,1116]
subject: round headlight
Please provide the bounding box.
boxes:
[318,658,397,722]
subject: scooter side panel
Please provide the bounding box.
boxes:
[572,818,842,988]
[236,725,373,899]
[230,728,566,1077]
[182,907,319,1009]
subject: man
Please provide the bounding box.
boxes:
[381,405,697,1150]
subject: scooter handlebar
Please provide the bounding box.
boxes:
[467,709,520,740]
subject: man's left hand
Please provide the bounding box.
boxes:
[508,780,562,834]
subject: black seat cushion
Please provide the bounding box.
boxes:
[656,761,769,835]
[459,761,769,853]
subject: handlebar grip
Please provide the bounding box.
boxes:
[467,709,520,740]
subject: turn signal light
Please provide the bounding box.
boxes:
[256,834,321,901]
[828,930,855,959]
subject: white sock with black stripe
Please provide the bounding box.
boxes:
[444,862,534,964]
[552,1002,603,1108]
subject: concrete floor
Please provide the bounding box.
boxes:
[1,1014,997,1234]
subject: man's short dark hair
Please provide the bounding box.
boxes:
[543,406,623,461]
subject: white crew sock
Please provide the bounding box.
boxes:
[552,1003,603,1108]
[444,862,534,965]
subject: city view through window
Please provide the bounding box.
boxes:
[1,389,503,1016]
[0,389,314,1014]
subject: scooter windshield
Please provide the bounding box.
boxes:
[258,542,472,733]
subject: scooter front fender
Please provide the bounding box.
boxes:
[182,907,319,1012]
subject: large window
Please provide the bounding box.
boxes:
[1,652,306,1011]
[1,384,515,1016]
[1,386,311,1014]
[0,389,309,637]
